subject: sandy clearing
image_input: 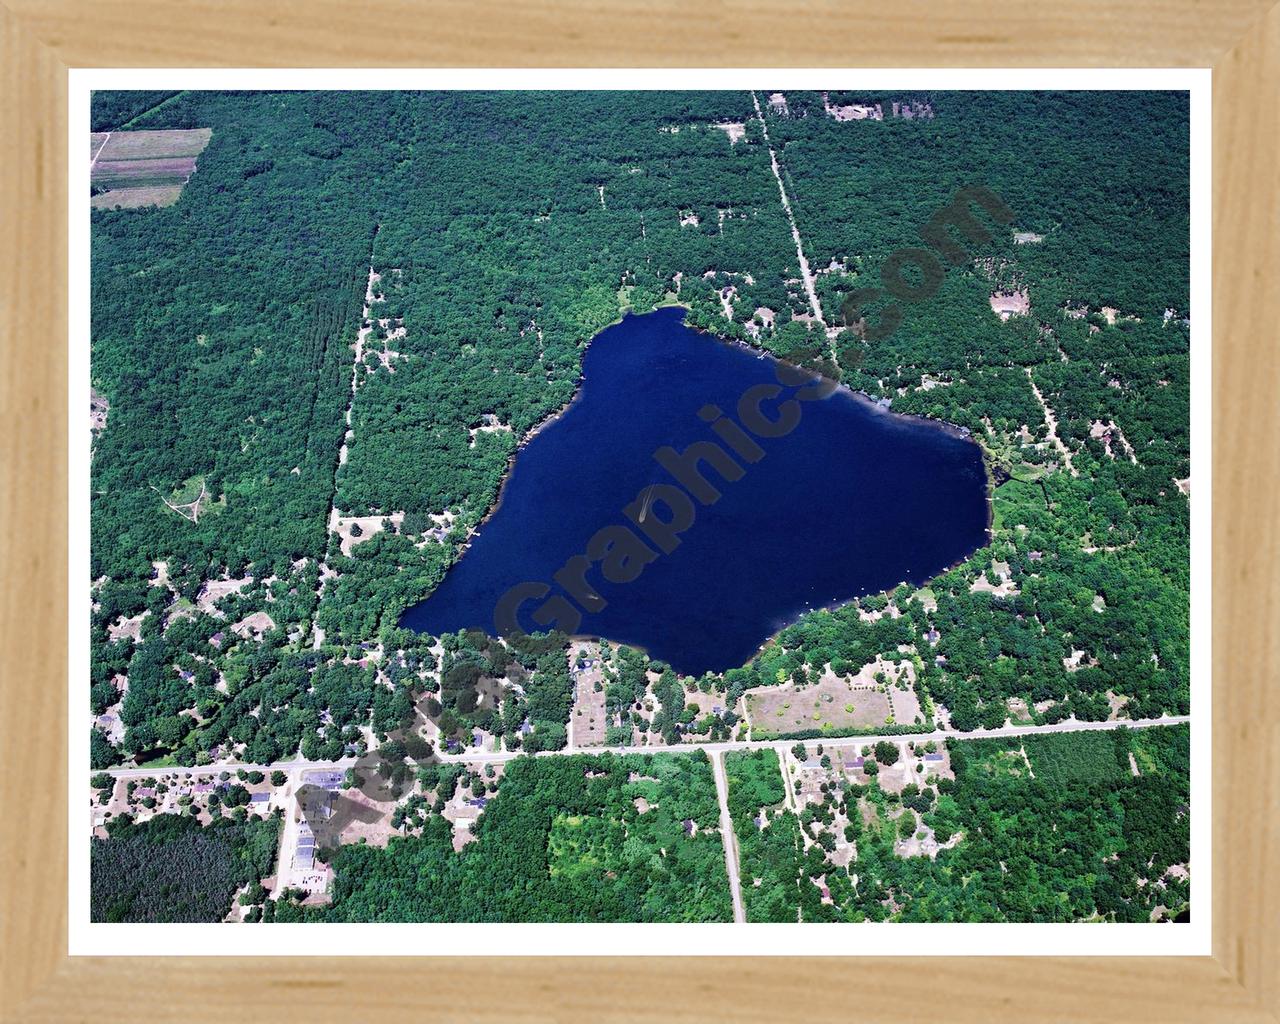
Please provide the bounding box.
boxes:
[970,573,1020,597]
[711,121,746,144]
[196,576,252,614]
[468,414,513,447]
[822,93,883,121]
[107,610,149,643]
[718,285,737,321]
[231,611,276,641]
[330,508,405,557]
[1063,648,1098,672]
[971,559,1020,597]
[989,289,1031,320]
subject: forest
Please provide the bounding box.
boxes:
[90,812,279,922]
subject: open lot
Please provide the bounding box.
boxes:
[746,657,921,737]
[570,642,607,747]
[747,674,892,737]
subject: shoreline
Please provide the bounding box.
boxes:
[400,303,996,646]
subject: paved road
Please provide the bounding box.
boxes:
[93,714,1191,780]
[710,751,746,923]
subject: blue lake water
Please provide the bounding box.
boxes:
[400,307,989,676]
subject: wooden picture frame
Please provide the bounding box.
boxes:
[1,3,1275,1019]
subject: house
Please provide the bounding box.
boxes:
[251,792,270,804]
[924,753,945,763]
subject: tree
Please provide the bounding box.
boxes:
[91,730,119,770]
[874,741,900,766]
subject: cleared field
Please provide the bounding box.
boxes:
[91,187,186,210]
[747,675,892,737]
[94,157,198,187]
[90,128,211,211]
[96,128,212,160]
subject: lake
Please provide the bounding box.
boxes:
[400,307,990,676]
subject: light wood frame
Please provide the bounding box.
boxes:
[2,4,1276,1020]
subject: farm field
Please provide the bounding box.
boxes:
[90,128,212,210]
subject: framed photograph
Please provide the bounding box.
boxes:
[1,6,1275,1021]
